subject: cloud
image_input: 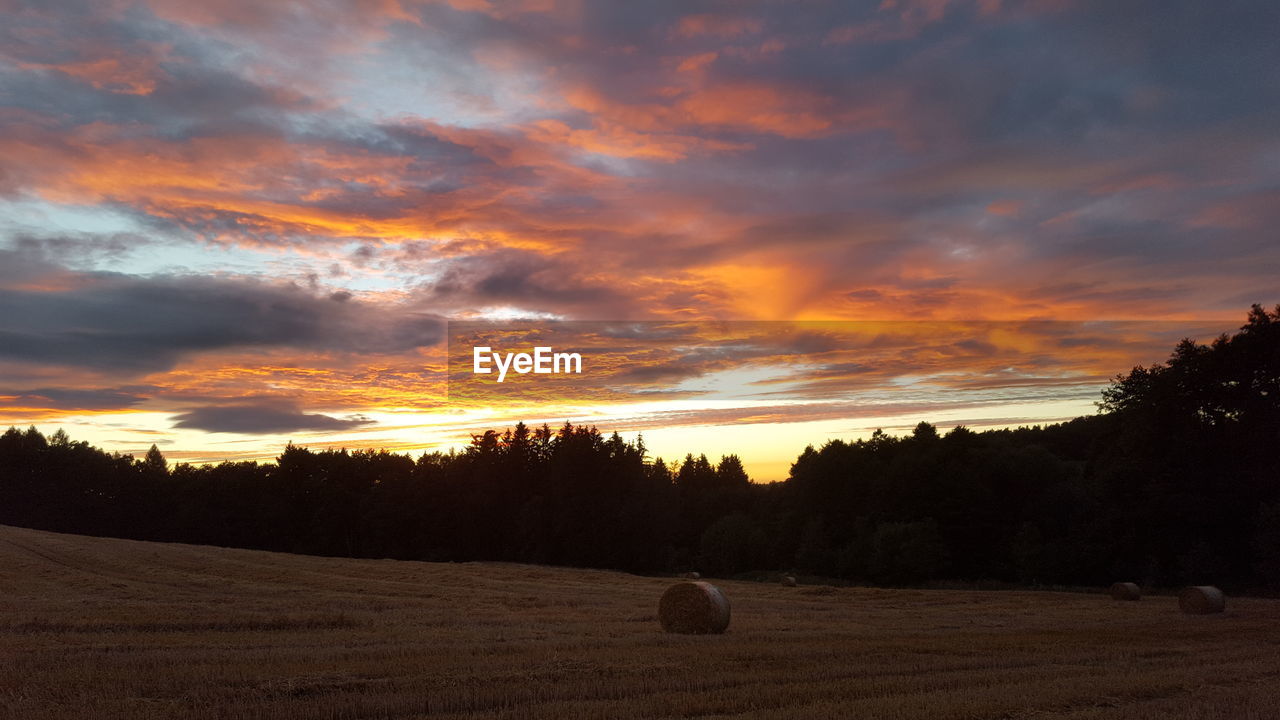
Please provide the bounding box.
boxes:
[4,0,1276,327]
[0,386,152,411]
[171,402,373,434]
[0,0,1277,464]
[425,249,636,317]
[0,249,444,375]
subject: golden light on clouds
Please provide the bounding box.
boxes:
[0,0,1275,479]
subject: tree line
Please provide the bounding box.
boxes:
[1,305,1277,592]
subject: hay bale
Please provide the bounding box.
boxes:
[658,581,730,634]
[780,575,797,587]
[680,571,701,580]
[1179,585,1226,614]
[1109,582,1141,601]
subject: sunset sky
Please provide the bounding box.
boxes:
[1,0,1276,480]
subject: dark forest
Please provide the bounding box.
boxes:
[3,305,1277,592]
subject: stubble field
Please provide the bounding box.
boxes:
[2,524,1278,719]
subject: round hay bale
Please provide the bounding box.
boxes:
[780,575,797,587]
[1109,582,1141,601]
[1179,585,1226,614]
[680,571,701,580]
[658,581,730,634]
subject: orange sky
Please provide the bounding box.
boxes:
[0,0,1276,479]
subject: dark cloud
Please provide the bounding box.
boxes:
[0,35,314,137]
[0,386,152,411]
[428,250,634,316]
[609,363,705,385]
[171,403,373,434]
[8,232,149,266]
[0,249,444,375]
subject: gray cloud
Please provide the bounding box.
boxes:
[0,386,152,411]
[428,250,634,317]
[171,403,373,434]
[0,250,444,375]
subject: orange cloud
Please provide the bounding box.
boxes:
[678,83,835,138]
[676,51,719,74]
[672,14,763,40]
[0,114,649,252]
[986,199,1021,216]
[526,119,747,161]
[562,82,855,139]
[146,0,423,34]
[152,354,448,412]
[19,54,166,95]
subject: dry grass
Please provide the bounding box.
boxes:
[3,524,1279,719]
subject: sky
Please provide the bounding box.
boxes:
[0,0,1277,480]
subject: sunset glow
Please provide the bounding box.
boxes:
[2,0,1276,479]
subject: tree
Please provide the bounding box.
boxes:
[868,519,946,585]
[715,455,750,487]
[700,513,767,576]
[2,306,1276,589]
[143,444,168,473]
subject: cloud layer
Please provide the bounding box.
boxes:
[0,0,1276,470]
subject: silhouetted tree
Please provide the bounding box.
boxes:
[1,306,1276,589]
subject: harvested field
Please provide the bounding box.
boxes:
[2,524,1279,719]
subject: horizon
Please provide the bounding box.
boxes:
[4,316,1248,481]
[0,404,1099,481]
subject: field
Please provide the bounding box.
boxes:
[2,525,1279,719]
